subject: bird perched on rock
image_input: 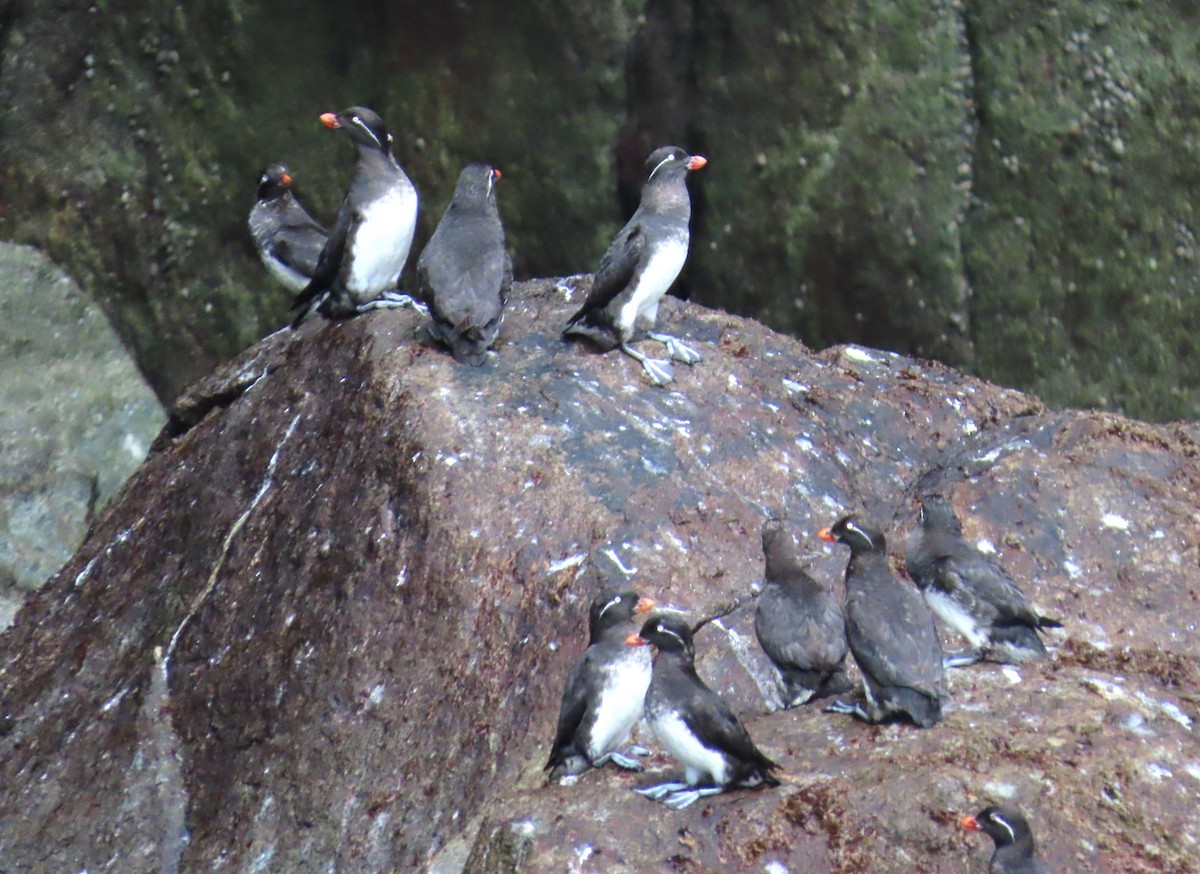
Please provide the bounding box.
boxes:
[756,520,851,707]
[248,164,328,293]
[563,146,706,385]
[627,614,779,809]
[415,163,512,365]
[290,106,420,326]
[906,494,1062,667]
[961,805,1049,873]
[545,590,656,780]
[818,515,947,727]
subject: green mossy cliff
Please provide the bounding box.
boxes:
[2,0,1198,420]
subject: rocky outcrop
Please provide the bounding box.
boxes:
[0,243,163,630]
[0,282,1196,872]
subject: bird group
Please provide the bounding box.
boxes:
[250,105,706,382]
[545,494,1059,871]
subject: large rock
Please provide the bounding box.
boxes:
[0,243,164,630]
[0,282,1196,872]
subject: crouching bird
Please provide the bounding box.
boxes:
[961,805,1050,873]
[627,614,779,809]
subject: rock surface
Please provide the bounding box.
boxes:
[0,243,164,630]
[0,281,1197,872]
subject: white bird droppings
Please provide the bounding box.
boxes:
[1102,513,1130,531]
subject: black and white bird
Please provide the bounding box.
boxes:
[961,805,1049,873]
[907,495,1062,667]
[545,590,656,780]
[290,106,420,326]
[756,520,852,707]
[818,515,947,728]
[248,164,328,292]
[563,145,706,385]
[415,163,512,365]
[627,614,779,809]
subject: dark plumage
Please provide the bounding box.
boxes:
[755,520,851,707]
[291,106,419,326]
[563,145,707,385]
[907,495,1062,666]
[628,615,779,809]
[962,805,1049,873]
[818,515,947,728]
[248,164,328,292]
[415,163,512,365]
[545,591,655,780]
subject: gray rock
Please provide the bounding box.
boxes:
[0,243,164,629]
[0,281,1195,871]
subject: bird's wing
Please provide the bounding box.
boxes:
[846,582,944,692]
[274,221,328,278]
[681,671,775,770]
[424,237,509,334]
[757,591,845,670]
[291,200,353,313]
[566,222,645,324]
[939,553,1040,628]
[545,649,594,768]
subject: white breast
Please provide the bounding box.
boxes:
[924,590,987,648]
[347,186,418,301]
[587,650,652,761]
[649,711,729,787]
[617,236,688,336]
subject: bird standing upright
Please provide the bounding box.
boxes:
[961,805,1050,873]
[818,515,947,727]
[628,614,779,809]
[906,494,1062,666]
[415,163,512,365]
[563,145,706,385]
[545,590,656,780]
[290,106,419,326]
[755,520,852,707]
[248,164,328,293]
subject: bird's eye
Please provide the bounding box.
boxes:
[352,115,361,125]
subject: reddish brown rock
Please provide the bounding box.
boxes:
[1,279,1197,872]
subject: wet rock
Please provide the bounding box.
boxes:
[0,244,164,630]
[0,280,1196,871]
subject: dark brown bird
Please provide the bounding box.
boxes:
[756,520,851,706]
[818,515,947,727]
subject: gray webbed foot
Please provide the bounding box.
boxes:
[621,343,674,386]
[357,292,429,317]
[594,750,644,772]
[944,650,982,669]
[824,699,872,722]
[662,786,723,810]
[634,781,689,801]
[649,332,702,365]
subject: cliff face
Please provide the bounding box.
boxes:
[4,1,1200,419]
[1,282,1196,872]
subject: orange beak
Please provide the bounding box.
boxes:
[625,632,649,647]
[817,527,837,543]
[280,172,293,186]
[960,815,981,831]
[493,168,502,180]
[634,596,655,614]
[686,155,707,171]
[320,112,341,129]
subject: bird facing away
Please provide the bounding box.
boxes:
[563,145,707,386]
[962,805,1050,873]
[818,515,947,728]
[907,494,1062,667]
[627,614,779,809]
[415,163,512,365]
[545,590,656,780]
[290,106,420,326]
[248,164,328,293]
[756,520,851,707]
